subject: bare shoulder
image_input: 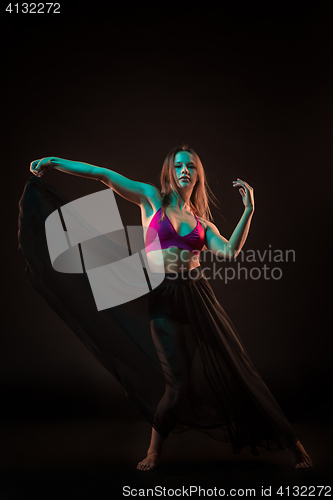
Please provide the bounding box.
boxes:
[196,217,217,233]
[203,219,221,234]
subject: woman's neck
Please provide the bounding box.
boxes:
[168,190,191,211]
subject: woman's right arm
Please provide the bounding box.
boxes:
[30,156,160,206]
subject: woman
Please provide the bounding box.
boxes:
[23,145,312,471]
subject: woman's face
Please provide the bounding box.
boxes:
[173,151,198,190]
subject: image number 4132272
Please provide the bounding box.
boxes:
[5,3,61,14]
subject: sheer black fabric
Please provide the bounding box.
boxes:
[18,176,299,456]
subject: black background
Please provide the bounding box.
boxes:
[1,1,332,497]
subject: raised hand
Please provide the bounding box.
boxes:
[30,157,53,177]
[232,178,254,210]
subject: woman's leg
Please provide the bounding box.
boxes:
[137,318,197,471]
[136,428,165,471]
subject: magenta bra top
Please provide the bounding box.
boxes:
[145,207,206,256]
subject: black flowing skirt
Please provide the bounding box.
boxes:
[18,176,299,456]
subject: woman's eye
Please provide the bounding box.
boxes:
[175,165,197,168]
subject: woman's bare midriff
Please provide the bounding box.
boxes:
[147,247,201,273]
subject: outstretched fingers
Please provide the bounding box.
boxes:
[232,178,255,209]
[237,178,253,191]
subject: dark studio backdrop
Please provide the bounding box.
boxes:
[1,0,332,493]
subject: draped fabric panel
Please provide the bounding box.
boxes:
[18,177,299,455]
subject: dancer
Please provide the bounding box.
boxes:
[24,145,312,471]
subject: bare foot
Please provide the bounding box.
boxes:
[288,441,313,469]
[137,452,161,471]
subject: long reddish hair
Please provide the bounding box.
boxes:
[158,144,220,223]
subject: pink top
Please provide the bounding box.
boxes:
[145,207,206,256]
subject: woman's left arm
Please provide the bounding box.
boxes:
[205,178,255,259]
[226,178,254,258]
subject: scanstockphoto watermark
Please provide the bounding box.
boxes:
[167,246,296,282]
